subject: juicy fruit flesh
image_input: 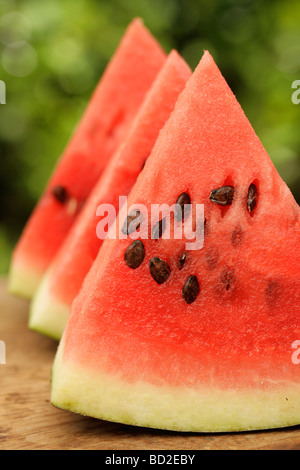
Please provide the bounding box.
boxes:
[9,19,166,298]
[64,74,300,387]
[52,52,300,432]
[61,227,300,389]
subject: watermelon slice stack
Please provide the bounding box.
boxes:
[51,51,300,432]
[10,21,300,433]
[29,51,192,340]
[8,19,166,299]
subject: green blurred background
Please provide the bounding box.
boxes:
[0,0,299,274]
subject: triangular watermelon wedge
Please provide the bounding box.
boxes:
[8,19,166,299]
[29,51,192,340]
[51,52,300,432]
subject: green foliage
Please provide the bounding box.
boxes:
[0,0,299,273]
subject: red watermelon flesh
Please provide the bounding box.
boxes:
[8,19,166,299]
[51,52,300,432]
[29,51,192,340]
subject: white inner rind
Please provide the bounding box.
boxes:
[51,337,300,432]
[8,262,42,300]
[29,270,69,341]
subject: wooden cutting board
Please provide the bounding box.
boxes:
[0,278,299,450]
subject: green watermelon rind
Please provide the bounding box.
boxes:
[51,336,300,433]
[29,270,69,341]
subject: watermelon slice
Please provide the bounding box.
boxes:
[51,51,300,432]
[29,51,192,340]
[8,19,166,299]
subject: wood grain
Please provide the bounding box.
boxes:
[0,278,299,450]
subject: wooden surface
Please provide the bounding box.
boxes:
[0,278,300,450]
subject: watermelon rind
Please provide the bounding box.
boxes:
[29,271,68,341]
[8,262,42,300]
[51,337,300,433]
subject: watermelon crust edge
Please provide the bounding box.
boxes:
[8,262,42,300]
[29,271,68,341]
[51,338,300,433]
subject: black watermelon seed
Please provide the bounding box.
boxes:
[152,218,166,240]
[175,192,191,222]
[178,252,187,270]
[205,246,219,270]
[210,186,235,206]
[149,257,171,284]
[124,240,145,269]
[122,210,141,235]
[220,267,236,292]
[247,183,258,214]
[231,226,244,247]
[182,275,200,304]
[266,279,281,310]
[52,185,68,204]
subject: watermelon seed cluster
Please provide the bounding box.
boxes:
[124,191,201,305]
[124,183,259,305]
[209,183,258,215]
